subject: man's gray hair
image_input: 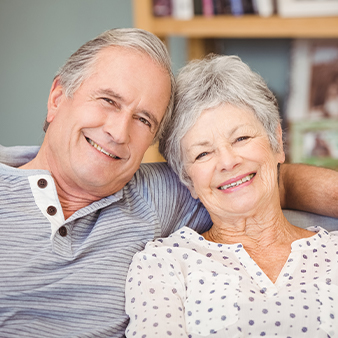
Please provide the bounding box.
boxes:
[44,28,175,142]
[159,54,282,187]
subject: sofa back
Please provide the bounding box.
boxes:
[283,210,338,232]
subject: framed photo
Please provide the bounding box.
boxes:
[286,39,338,167]
[277,0,338,17]
[287,39,338,121]
[290,120,338,168]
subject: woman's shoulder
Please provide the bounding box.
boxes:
[152,226,203,246]
[135,227,208,262]
[129,227,205,274]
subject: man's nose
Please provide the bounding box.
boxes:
[103,111,131,144]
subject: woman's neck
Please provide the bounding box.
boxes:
[203,208,289,246]
[202,209,315,283]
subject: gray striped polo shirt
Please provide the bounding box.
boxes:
[0,146,211,337]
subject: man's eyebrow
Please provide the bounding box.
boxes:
[141,110,159,130]
[95,88,160,130]
[95,89,124,101]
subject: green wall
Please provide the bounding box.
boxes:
[0,0,133,146]
[0,0,290,146]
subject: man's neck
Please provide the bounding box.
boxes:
[20,147,104,219]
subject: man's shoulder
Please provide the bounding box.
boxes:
[134,162,179,185]
[0,145,39,167]
[127,161,190,209]
[138,161,171,174]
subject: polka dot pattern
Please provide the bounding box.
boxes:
[125,226,338,337]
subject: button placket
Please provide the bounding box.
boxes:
[29,175,67,242]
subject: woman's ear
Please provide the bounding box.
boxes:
[187,184,199,199]
[276,124,285,164]
[47,77,65,123]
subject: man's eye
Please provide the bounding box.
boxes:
[101,97,117,106]
[139,117,151,127]
[196,152,208,160]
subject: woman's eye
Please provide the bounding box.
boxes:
[236,136,250,142]
[196,152,208,160]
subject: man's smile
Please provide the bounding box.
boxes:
[85,137,121,159]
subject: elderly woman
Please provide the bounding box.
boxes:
[125,55,338,337]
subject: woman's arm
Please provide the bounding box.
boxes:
[279,163,338,217]
[125,251,188,338]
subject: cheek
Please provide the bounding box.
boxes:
[189,165,214,192]
[259,153,281,189]
[130,126,155,152]
[79,107,106,126]
[247,140,276,164]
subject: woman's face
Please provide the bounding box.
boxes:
[181,104,285,219]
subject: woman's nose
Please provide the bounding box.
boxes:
[216,146,241,172]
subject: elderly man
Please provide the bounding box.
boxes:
[0,28,338,337]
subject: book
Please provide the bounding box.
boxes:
[277,0,338,18]
[242,0,254,14]
[230,0,244,16]
[152,0,172,17]
[213,0,232,15]
[252,0,274,17]
[202,0,215,16]
[194,0,203,15]
[172,0,194,20]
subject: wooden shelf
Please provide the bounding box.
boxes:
[148,15,338,38]
[134,0,338,39]
[134,0,338,162]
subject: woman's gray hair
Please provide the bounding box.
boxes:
[159,54,282,187]
[44,28,175,142]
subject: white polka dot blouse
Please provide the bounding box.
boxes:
[125,226,338,337]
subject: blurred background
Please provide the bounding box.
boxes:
[1,0,337,166]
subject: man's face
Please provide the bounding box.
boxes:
[45,46,171,199]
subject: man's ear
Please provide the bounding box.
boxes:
[47,77,65,123]
[187,184,198,199]
[276,124,285,164]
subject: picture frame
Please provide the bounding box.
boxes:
[277,0,338,17]
[287,39,338,122]
[286,39,338,168]
[290,119,338,168]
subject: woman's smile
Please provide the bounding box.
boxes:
[218,172,256,192]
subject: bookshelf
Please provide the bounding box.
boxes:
[135,8,338,37]
[134,0,338,162]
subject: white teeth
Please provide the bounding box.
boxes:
[86,138,119,159]
[219,173,255,190]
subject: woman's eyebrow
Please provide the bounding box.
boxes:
[188,140,212,149]
[188,124,250,148]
